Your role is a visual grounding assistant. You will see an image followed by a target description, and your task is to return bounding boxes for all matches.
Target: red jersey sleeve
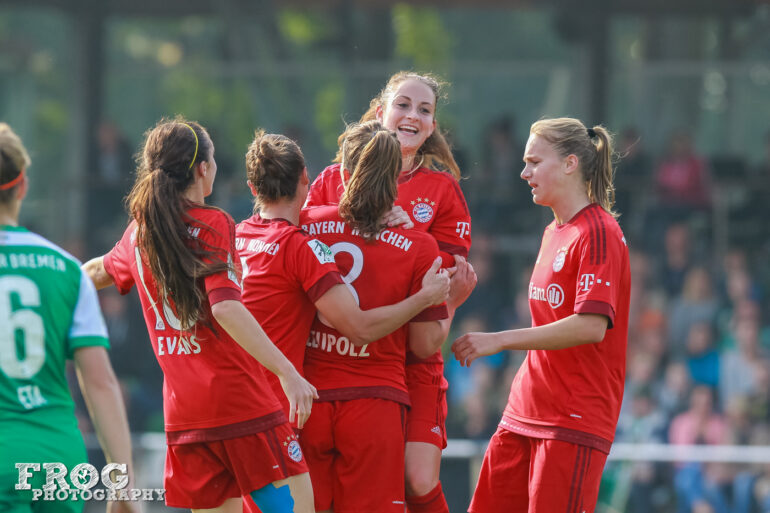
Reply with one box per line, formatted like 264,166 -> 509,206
573,210 -> 628,329
193,209 -> 243,305
431,176 -> 472,261
103,221 -> 137,295
305,164 -> 345,207
287,233 -> 344,302
409,235 -> 449,322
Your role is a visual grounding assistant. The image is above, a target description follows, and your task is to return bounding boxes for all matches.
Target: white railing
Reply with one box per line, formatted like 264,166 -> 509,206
443,439 -> 770,464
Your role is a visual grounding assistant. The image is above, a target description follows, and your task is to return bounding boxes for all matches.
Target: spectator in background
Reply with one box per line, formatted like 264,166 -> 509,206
685,322 -> 720,388
657,361 -> 693,428
745,360 -> 770,425
667,266 -> 719,358
669,386 -> 730,513
454,232 -> 507,331
615,386 -> 668,513
92,121 -> 133,252
646,132 -> 711,252
473,116 -> 526,232
720,316 -> 767,410
654,131 -> 712,212
621,352 -> 662,419
657,222 -> 694,298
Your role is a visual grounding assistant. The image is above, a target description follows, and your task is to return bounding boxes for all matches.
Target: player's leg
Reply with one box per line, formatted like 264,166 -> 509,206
404,370 -> 449,513
404,442 -> 445,512
527,439 -> 608,513
251,473 -> 313,513
468,427 -> 531,513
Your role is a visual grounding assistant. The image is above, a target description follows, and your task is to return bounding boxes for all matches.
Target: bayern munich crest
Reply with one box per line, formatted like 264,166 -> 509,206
284,434 -> 303,463
287,440 -> 303,462
411,197 -> 435,223
552,248 -> 567,272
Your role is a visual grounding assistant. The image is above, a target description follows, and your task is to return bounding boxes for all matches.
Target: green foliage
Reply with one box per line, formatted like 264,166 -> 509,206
277,9 -> 334,48
159,72 -> 257,172
392,4 -> 452,69
315,80 -> 345,153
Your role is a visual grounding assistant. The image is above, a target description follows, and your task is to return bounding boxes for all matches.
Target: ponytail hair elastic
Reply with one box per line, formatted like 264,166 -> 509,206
587,127 -> 597,139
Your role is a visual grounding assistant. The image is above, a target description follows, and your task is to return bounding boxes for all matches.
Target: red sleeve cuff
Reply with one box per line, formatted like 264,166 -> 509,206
208,287 -> 242,305
306,272 -> 345,303
437,241 -> 469,258
575,300 -> 615,328
411,304 -> 449,323
102,253 -> 131,295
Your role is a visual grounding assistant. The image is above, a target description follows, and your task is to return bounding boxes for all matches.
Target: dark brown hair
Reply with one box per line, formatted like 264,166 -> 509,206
335,71 -> 461,180
246,130 -> 305,210
531,117 -> 618,218
338,121 -> 402,240
126,117 -> 230,330
0,123 -> 31,204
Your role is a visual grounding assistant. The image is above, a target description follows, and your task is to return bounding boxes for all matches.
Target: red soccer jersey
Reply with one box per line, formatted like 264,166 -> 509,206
236,215 -> 344,416
502,204 -> 630,450
306,163 -> 472,366
300,206 -> 448,404
104,207 -> 283,438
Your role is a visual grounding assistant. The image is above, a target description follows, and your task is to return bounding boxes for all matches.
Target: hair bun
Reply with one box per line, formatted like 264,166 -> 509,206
258,139 -> 275,160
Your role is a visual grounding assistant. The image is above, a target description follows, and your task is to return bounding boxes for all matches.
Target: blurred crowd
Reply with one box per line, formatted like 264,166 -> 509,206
68,118 -> 770,513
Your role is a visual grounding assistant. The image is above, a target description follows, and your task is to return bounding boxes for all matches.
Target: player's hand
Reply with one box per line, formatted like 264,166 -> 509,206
447,255 -> 477,309
451,332 -> 500,367
279,370 -> 318,429
381,205 -> 414,229
107,498 -> 142,513
420,257 -> 450,306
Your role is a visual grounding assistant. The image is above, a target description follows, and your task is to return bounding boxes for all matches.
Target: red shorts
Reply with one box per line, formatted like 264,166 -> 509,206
405,362 -> 448,448
302,398 -> 407,513
164,424 -> 308,509
469,426 -> 608,513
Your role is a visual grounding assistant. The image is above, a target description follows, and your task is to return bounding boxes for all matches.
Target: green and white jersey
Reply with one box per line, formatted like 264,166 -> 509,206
0,225 -> 109,424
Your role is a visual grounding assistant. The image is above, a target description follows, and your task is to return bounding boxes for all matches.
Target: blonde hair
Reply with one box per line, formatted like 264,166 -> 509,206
338,121 -> 402,240
246,130 -> 305,210
335,71 -> 461,180
530,117 -> 618,218
0,123 -> 31,203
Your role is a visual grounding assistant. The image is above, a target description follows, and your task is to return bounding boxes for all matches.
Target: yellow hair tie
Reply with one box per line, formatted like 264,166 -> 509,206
181,123 -> 199,169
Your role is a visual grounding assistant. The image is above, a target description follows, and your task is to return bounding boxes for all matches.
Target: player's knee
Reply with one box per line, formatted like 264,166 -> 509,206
405,464 -> 439,496
250,482 -> 295,513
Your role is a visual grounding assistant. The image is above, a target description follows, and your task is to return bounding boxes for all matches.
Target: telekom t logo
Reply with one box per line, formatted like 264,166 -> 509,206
579,273 -> 595,292
456,222 -> 470,239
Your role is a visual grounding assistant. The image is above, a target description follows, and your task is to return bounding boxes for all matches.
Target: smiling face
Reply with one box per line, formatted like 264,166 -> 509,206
377,78 -> 436,160
520,133 -> 569,209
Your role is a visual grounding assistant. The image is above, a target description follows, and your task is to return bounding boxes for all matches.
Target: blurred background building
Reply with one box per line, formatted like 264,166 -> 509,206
1,0 -> 769,511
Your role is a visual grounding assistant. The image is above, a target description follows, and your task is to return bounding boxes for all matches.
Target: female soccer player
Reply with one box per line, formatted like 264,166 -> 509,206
305,71 -> 476,513
452,117 -> 631,513
0,123 -> 137,513
236,130 -> 449,427
82,118 -> 317,513
301,120 -> 463,513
